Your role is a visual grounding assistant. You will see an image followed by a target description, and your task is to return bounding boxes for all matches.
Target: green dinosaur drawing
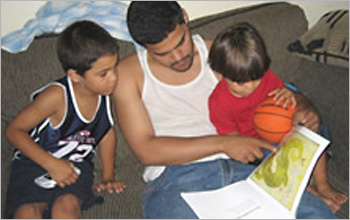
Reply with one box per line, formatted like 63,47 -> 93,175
255,138 -> 303,188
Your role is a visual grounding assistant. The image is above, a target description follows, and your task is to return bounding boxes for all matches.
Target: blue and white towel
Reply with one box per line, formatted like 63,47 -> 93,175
1,1 -> 136,54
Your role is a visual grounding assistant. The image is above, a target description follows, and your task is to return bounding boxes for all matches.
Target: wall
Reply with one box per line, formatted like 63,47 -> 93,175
1,1 -> 349,38
1,1 -> 47,38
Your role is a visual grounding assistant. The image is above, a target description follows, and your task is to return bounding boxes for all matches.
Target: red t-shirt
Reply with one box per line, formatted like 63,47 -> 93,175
209,70 -> 284,136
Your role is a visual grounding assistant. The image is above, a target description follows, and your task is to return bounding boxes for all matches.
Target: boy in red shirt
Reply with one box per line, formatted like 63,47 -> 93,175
208,22 -> 348,212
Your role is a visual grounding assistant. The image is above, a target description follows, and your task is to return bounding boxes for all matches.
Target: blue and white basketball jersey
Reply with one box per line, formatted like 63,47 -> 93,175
14,76 -> 114,162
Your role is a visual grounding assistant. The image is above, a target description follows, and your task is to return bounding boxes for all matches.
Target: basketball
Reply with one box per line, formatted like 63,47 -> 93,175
253,96 -> 297,143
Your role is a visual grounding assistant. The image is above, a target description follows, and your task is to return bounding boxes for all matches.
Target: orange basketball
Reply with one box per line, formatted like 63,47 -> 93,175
253,96 -> 297,143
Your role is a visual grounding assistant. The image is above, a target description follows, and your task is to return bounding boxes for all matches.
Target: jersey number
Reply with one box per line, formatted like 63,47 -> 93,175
52,140 -> 93,162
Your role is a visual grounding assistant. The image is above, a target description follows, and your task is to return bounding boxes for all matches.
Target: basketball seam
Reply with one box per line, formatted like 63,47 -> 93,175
254,111 -> 294,119
253,123 -> 291,133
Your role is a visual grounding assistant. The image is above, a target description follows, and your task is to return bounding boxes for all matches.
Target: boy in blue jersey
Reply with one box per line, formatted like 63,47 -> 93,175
5,20 -> 126,219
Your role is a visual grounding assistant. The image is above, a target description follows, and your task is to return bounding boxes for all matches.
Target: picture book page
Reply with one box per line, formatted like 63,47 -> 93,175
248,126 -> 329,214
181,126 -> 329,219
181,181 -> 292,219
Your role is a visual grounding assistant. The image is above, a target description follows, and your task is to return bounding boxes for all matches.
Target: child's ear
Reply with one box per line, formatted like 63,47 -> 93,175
67,69 -> 82,83
182,9 -> 189,24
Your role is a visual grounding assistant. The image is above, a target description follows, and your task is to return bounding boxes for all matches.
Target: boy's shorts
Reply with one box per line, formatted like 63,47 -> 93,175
5,158 -> 103,218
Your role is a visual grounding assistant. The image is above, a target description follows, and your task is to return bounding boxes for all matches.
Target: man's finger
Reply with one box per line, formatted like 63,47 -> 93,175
252,147 -> 263,159
258,140 -> 276,152
292,111 -> 305,126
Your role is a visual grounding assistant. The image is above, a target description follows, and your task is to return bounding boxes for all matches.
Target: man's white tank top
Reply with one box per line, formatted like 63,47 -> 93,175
138,35 -> 229,182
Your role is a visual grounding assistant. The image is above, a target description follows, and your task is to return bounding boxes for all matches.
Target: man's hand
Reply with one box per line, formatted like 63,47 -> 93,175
293,92 -> 321,132
223,135 -> 276,163
292,108 -> 320,132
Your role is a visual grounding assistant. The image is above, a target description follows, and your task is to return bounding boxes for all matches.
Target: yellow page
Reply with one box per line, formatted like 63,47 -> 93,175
250,126 -> 327,212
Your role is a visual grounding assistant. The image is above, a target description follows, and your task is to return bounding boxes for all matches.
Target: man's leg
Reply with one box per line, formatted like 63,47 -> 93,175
142,159 -> 257,219
142,160 -> 231,218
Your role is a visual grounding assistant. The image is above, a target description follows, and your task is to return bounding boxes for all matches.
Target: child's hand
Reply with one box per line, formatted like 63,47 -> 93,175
95,180 -> 127,194
268,87 -> 297,109
48,160 -> 79,188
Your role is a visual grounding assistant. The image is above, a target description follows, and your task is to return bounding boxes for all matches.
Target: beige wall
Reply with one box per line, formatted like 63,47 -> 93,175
1,1 -> 349,38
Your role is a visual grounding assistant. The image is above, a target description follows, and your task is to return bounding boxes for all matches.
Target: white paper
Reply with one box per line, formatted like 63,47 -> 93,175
182,181 -> 292,219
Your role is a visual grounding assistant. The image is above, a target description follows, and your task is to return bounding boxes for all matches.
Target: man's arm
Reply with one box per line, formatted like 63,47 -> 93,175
293,92 -> 321,132
113,55 -> 275,166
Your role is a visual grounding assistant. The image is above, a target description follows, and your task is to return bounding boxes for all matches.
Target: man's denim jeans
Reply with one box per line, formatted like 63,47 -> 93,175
142,158 -> 336,219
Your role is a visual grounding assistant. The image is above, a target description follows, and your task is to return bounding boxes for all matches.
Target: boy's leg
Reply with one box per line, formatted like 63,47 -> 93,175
310,125 -> 349,211
296,190 -> 337,219
312,152 -> 348,212
6,158 -> 99,218
51,193 -> 82,219
13,202 -> 47,219
47,160 -> 102,215
5,159 -> 54,219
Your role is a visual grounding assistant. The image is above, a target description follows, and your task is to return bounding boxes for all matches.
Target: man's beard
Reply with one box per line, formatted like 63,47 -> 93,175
170,53 -> 194,72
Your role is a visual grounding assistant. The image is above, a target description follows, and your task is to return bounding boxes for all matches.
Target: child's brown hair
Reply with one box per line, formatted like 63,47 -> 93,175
209,22 -> 270,83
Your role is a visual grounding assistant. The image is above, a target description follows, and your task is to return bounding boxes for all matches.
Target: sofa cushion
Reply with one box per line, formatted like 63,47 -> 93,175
1,2 -> 348,219
288,10 -> 349,68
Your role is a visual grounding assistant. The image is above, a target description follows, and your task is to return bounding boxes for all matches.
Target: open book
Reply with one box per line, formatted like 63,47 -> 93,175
181,126 -> 330,219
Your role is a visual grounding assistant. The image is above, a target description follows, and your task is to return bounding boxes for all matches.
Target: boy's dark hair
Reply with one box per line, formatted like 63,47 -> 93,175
127,1 -> 185,46
209,22 -> 270,83
57,20 -> 119,76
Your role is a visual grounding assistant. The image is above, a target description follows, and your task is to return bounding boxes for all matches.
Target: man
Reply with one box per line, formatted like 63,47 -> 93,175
113,1 -> 335,219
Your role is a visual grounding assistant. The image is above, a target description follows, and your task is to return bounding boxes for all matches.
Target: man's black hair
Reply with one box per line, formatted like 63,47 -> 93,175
127,1 -> 185,46
57,20 -> 119,76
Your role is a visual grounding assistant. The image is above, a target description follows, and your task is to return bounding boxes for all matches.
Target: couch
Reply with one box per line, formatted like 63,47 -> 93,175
2,2 -> 348,219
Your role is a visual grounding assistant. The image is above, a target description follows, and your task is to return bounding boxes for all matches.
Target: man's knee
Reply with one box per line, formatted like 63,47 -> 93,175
52,193 -> 81,218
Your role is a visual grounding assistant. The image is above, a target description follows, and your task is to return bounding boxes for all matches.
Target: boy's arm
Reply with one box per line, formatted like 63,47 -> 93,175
98,127 -> 117,182
95,127 -> 126,194
5,85 -> 78,187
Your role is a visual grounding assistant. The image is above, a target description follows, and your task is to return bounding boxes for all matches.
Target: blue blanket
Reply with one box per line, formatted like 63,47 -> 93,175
1,1 -> 135,53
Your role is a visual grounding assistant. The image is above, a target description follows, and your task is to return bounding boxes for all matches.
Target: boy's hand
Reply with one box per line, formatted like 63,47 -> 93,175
48,160 -> 79,188
95,180 -> 127,194
268,87 -> 297,109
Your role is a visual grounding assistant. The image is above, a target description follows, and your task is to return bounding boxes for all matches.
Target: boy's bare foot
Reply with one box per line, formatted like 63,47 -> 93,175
307,185 -> 347,213
319,195 -> 342,213
317,184 -> 349,207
